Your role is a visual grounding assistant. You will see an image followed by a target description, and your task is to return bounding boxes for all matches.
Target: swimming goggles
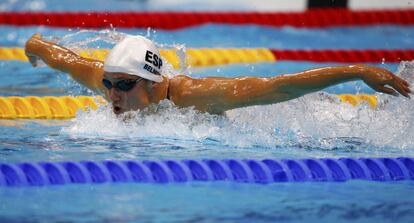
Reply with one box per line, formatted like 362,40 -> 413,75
102,78 -> 144,92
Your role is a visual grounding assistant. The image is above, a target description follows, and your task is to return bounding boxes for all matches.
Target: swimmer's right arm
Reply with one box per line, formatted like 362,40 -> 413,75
25,34 -> 105,94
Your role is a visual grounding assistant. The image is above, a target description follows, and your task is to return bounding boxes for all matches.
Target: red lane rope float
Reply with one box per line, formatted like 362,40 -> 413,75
1,9 -> 414,29
271,49 -> 414,63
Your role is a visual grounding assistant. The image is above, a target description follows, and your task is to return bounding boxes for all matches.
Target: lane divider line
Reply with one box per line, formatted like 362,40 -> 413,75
1,157 -> 412,186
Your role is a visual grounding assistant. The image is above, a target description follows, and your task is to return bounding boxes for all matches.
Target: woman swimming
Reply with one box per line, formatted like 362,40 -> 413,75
25,34 -> 411,115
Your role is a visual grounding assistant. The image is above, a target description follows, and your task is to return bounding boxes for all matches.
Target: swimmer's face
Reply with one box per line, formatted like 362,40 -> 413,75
103,72 -> 152,115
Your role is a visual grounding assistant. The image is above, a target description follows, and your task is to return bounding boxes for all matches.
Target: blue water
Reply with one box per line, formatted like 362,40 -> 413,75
1,1 -> 414,222
1,182 -> 413,223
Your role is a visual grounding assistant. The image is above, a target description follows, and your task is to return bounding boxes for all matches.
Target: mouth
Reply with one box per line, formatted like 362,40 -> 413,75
113,105 -> 123,115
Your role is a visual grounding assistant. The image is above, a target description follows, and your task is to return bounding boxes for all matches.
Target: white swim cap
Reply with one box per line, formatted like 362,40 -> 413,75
104,35 -> 164,82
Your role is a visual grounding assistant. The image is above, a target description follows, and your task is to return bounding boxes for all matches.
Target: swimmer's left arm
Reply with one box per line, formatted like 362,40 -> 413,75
169,65 -> 411,114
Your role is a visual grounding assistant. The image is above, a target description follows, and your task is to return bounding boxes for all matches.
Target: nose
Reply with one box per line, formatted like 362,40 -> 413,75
108,87 -> 121,102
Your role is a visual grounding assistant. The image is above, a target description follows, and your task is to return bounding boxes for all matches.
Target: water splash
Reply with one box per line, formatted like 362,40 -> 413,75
58,29 -> 125,50
63,61 -> 414,152
63,100 -> 278,148
54,30 -> 414,151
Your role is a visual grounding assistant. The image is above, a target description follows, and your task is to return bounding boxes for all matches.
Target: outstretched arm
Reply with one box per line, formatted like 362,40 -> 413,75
169,65 -> 411,114
25,34 -> 105,94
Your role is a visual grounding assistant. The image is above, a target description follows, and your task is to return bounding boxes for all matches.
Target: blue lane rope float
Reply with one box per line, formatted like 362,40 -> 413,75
1,157 -> 413,187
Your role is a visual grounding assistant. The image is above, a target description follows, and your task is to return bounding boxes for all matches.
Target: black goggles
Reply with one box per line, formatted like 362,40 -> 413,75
102,78 -> 144,92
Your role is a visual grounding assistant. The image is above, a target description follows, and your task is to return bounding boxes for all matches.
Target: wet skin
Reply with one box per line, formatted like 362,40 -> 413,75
103,72 -> 150,115
102,72 -> 166,114
25,34 -> 411,115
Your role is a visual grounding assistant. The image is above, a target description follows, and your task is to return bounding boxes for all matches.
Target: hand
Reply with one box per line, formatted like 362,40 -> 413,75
25,34 -> 42,67
360,65 -> 411,98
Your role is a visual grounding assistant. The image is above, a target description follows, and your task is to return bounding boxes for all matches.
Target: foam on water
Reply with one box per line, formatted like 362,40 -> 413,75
52,30 -> 414,152
62,61 -> 414,152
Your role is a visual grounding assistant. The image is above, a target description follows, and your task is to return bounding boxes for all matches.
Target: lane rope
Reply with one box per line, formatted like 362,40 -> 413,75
1,157 -> 413,186
1,48 -> 413,67
1,9 -> 414,29
0,94 -> 377,119
0,96 -> 106,119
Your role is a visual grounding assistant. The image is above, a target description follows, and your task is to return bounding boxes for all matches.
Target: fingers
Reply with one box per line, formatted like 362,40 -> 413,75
25,34 -> 42,67
384,75 -> 411,98
26,53 -> 38,67
401,79 -> 410,88
377,86 -> 399,96
393,78 -> 411,98
379,82 -> 411,98
393,84 -> 410,98
369,68 -> 411,98
395,75 -> 410,88
29,57 -> 38,67
402,83 -> 412,94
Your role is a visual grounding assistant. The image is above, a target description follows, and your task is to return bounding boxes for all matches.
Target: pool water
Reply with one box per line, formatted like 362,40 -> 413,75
1,1 -> 414,223
1,182 -> 414,223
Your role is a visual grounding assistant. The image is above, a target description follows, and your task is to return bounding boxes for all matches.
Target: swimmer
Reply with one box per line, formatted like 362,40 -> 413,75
25,34 -> 411,115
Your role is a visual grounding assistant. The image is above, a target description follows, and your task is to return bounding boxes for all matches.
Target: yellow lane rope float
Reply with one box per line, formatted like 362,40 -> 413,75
0,94 -> 377,119
0,96 -> 106,119
337,94 -> 377,109
0,47 -> 275,69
